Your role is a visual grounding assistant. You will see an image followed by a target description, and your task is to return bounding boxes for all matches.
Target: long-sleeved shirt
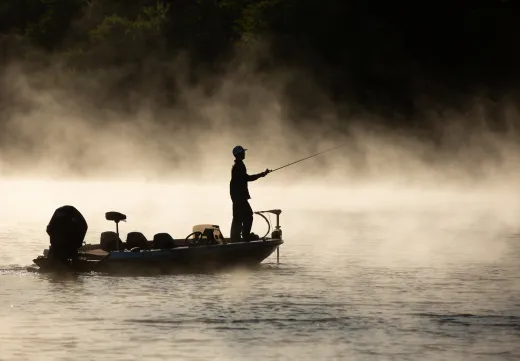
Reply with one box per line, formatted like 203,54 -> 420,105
230,159 -> 262,201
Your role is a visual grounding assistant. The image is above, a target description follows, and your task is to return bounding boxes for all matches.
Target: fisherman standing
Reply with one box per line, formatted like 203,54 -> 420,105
230,145 -> 270,242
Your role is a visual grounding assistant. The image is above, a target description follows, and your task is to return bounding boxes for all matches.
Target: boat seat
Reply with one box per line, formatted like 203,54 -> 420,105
100,231 -> 124,252
126,232 -> 149,250
105,211 -> 126,223
153,233 -> 176,249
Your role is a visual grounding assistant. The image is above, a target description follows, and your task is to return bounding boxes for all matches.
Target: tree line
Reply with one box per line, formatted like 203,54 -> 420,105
1,0 -> 519,128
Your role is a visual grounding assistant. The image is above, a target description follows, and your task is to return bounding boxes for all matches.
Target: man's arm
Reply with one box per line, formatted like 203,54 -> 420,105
246,173 -> 262,182
247,169 -> 270,181
234,163 -> 270,182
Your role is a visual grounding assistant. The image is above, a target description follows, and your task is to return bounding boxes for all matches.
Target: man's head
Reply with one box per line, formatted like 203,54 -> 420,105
232,145 -> 247,160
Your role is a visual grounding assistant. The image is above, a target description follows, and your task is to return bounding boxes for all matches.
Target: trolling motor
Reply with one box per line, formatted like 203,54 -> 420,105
254,209 -> 282,240
254,209 -> 282,264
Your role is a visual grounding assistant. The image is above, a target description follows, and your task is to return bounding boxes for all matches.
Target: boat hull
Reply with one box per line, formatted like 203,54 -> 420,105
33,239 -> 283,275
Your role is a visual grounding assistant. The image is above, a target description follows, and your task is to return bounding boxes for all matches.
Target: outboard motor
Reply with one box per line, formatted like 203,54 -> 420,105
46,205 -> 88,262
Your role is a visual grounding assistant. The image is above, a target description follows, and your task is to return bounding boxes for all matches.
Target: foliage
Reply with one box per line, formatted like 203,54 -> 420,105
0,0 -> 519,120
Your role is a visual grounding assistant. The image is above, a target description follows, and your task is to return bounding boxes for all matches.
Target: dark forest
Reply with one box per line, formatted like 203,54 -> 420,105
1,0 -> 519,136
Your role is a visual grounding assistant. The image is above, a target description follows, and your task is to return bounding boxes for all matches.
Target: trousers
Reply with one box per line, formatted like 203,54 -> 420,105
230,199 -> 253,242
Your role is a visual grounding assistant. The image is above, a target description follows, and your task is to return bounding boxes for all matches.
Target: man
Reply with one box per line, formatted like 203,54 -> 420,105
230,145 -> 270,242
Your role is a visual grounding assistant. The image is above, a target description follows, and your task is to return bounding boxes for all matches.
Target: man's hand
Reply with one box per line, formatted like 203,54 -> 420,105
262,169 -> 271,177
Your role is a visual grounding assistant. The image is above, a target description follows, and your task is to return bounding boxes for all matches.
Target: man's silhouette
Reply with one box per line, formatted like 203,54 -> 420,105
230,145 -> 270,242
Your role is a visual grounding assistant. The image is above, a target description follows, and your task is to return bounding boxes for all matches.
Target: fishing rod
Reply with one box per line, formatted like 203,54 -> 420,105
270,145 -> 343,173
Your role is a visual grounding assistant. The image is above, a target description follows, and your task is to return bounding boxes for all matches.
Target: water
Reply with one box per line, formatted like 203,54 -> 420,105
1,180 -> 519,361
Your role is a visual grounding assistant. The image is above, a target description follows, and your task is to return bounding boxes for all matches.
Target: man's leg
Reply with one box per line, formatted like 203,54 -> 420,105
242,200 -> 254,241
230,201 -> 243,242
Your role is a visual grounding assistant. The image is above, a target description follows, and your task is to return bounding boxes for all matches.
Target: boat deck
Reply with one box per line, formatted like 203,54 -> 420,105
79,237 -> 278,257
84,249 -> 109,257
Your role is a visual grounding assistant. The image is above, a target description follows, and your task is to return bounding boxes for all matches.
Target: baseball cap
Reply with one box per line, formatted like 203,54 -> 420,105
232,145 -> 247,156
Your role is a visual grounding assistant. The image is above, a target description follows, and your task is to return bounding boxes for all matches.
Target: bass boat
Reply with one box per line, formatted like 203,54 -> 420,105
32,206 -> 283,275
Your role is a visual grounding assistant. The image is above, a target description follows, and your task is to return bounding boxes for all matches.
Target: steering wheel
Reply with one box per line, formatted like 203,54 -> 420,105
184,231 -> 202,246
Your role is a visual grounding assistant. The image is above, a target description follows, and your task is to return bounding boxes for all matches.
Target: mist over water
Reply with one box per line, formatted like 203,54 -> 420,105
2,55 -> 520,190
1,29 -> 520,361
1,179 -> 519,361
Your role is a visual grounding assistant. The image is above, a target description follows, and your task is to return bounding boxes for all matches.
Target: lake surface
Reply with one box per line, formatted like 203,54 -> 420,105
1,179 -> 519,361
